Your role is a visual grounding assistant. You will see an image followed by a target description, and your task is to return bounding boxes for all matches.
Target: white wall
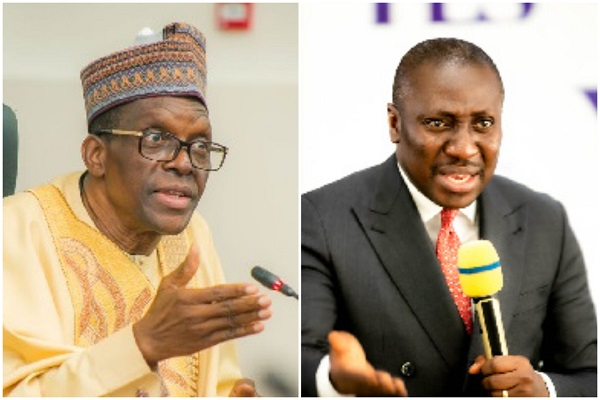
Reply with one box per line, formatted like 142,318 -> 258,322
4,3 -> 298,396
300,3 -> 599,305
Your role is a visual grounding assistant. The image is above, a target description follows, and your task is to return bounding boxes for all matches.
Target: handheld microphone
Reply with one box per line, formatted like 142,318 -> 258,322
458,240 -> 508,359
251,266 -> 298,299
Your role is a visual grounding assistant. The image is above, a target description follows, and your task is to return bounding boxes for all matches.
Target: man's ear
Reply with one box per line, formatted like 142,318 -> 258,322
81,135 -> 108,177
387,103 -> 401,144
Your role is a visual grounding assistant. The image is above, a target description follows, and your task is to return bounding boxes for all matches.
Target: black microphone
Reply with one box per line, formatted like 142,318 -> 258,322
251,266 -> 298,299
458,240 -> 508,359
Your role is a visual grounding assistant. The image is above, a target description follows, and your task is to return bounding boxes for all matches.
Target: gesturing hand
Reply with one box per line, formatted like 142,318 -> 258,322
469,355 -> 550,397
328,331 -> 408,397
133,244 -> 272,368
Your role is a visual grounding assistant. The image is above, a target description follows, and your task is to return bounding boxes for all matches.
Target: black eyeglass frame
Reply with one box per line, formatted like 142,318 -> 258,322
93,128 -> 228,171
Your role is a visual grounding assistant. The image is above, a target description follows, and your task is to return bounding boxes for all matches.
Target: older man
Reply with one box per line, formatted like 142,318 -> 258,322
4,22 -> 271,397
301,38 -> 596,396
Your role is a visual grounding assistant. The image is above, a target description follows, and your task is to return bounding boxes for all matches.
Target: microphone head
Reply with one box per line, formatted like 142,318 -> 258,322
457,240 -> 503,298
251,266 -> 276,286
250,265 -> 299,299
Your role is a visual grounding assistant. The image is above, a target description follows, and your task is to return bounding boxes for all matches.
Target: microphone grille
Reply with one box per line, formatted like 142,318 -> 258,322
457,240 -> 503,298
251,266 -> 275,285
251,265 -> 263,278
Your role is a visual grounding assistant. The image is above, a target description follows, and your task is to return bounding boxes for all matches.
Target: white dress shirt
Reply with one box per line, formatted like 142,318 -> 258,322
314,164 -> 555,397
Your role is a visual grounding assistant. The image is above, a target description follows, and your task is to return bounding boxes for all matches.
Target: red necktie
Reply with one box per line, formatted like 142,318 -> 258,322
436,208 -> 472,334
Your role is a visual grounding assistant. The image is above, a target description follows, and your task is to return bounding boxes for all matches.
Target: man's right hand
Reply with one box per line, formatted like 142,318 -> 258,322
133,244 -> 272,368
328,330 -> 408,397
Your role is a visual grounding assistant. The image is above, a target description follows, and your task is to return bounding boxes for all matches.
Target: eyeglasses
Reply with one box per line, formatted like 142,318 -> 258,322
93,128 -> 228,171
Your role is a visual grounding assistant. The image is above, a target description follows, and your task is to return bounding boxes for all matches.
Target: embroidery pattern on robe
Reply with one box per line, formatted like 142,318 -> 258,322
30,183 -> 203,396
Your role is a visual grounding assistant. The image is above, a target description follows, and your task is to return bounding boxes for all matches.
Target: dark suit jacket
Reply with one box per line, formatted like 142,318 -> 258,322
301,155 -> 597,396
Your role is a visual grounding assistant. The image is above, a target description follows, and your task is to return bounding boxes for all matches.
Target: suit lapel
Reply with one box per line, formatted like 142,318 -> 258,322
352,156 -> 469,368
467,179 -> 528,361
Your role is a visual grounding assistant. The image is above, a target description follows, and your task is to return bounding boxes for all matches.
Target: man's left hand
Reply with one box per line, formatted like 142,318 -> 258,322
229,379 -> 259,397
469,355 -> 549,397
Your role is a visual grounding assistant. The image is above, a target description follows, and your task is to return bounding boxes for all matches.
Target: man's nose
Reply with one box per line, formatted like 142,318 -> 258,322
444,125 -> 479,160
164,146 -> 194,174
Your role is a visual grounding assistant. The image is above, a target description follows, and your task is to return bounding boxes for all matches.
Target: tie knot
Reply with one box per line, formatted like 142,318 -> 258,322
441,208 -> 459,228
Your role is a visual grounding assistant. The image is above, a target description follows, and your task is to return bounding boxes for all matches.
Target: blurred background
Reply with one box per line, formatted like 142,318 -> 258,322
300,3 -> 598,305
4,3 -> 298,396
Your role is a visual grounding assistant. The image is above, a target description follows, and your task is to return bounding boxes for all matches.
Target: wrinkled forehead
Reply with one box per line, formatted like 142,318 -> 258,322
111,96 -> 211,138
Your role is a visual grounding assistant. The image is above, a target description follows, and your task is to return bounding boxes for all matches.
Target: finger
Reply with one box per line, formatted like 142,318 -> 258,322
373,370 -> 396,395
187,294 -> 271,320
163,243 -> 200,289
203,321 -> 265,345
479,356 -> 520,376
229,379 -> 257,397
178,283 -> 260,305
379,371 -> 408,396
481,370 -> 518,392
393,377 -> 408,396
189,305 -> 272,333
468,355 -> 487,375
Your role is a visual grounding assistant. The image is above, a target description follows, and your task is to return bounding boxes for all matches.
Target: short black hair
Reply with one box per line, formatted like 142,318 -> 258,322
392,38 -> 504,109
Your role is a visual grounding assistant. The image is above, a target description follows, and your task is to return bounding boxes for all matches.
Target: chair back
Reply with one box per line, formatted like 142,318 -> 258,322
3,104 -> 19,197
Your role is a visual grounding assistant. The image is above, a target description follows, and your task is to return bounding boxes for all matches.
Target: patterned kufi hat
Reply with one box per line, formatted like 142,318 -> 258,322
81,22 -> 207,127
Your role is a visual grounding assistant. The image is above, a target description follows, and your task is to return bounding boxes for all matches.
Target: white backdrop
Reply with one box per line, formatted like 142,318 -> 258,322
300,3 -> 599,304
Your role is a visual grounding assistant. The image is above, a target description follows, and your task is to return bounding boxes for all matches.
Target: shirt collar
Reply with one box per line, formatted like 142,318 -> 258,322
397,162 -> 477,224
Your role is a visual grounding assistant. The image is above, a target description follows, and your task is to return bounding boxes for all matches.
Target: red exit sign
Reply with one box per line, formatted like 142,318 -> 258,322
216,3 -> 253,30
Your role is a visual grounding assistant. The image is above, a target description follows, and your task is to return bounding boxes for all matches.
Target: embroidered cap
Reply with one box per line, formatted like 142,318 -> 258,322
80,22 -> 207,127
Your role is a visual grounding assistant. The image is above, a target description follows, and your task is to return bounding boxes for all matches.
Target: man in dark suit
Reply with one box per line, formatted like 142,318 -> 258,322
301,38 -> 597,397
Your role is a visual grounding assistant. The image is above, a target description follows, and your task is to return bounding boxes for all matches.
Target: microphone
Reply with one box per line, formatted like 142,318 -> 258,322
251,266 -> 298,299
458,240 -> 508,359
